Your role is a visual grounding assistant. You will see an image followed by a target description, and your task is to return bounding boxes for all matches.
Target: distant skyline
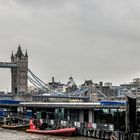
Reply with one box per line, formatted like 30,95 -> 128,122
0,0 -> 140,91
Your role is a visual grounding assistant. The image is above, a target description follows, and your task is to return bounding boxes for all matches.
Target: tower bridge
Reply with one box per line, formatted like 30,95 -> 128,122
0,46 -> 106,99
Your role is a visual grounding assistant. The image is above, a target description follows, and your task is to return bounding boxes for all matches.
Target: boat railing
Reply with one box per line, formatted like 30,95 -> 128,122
5,112 -> 27,120
3,114 -> 30,126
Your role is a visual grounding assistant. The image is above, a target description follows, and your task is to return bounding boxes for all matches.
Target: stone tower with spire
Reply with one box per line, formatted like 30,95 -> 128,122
11,45 -> 28,93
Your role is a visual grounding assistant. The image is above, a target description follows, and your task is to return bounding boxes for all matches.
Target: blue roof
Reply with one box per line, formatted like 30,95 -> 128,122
0,100 -> 21,104
100,100 -> 126,106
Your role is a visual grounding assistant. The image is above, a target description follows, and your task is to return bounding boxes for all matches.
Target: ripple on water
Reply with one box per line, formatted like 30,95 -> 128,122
0,128 -> 96,140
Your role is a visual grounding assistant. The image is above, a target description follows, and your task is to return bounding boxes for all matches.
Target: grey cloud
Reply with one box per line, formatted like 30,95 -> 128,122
0,0 -> 140,90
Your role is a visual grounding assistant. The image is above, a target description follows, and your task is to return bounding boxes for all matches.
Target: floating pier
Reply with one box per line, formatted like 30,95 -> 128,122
0,93 -> 140,139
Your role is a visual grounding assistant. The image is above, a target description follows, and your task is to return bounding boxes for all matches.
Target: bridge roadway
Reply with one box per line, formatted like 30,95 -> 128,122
0,62 -> 17,68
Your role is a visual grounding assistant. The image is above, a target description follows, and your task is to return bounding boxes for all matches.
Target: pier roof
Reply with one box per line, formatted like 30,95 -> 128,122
18,102 -> 126,109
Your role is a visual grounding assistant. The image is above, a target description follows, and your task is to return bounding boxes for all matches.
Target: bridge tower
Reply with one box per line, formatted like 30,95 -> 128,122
11,45 -> 28,93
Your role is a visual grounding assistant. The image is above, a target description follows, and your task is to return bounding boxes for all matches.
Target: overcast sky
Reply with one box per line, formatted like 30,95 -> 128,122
0,0 -> 140,91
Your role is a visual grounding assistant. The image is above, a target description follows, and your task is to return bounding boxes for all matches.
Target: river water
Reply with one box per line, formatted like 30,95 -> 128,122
0,128 -> 98,140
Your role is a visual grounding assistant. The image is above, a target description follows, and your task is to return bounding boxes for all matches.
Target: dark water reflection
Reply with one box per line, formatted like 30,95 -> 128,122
0,128 -> 97,140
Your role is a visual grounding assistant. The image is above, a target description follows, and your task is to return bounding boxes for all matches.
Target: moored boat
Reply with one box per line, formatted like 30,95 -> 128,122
26,118 -> 76,136
26,127 -> 76,136
2,124 -> 29,131
1,116 -> 29,131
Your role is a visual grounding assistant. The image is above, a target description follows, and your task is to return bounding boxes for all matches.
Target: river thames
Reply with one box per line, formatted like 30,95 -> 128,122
0,128 -> 98,140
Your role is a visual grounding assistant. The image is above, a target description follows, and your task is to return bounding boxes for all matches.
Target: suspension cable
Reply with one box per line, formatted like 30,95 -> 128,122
28,76 -> 40,89
28,69 -> 49,87
95,87 -> 106,98
28,76 -> 45,88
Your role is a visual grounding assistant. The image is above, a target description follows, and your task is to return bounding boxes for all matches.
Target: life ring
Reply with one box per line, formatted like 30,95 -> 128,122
87,122 -> 92,128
